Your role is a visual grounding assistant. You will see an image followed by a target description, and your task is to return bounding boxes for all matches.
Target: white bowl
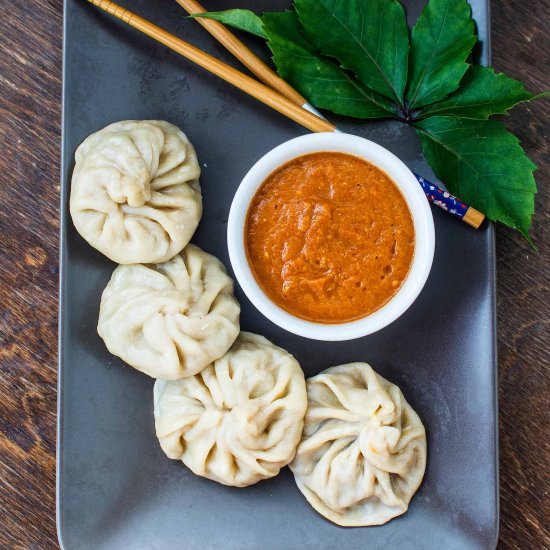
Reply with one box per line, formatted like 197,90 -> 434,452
227,133 -> 435,341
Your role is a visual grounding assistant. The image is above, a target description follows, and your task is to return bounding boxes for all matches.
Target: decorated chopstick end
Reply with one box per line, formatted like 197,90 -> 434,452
414,174 -> 485,229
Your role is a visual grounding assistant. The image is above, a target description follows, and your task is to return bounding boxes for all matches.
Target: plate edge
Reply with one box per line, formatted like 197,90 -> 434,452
56,0 -> 69,548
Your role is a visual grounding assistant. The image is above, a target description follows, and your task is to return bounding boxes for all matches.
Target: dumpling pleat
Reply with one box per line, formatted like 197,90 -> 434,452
153,333 -> 307,487
290,363 -> 427,526
70,120 -> 202,263
97,244 -> 240,379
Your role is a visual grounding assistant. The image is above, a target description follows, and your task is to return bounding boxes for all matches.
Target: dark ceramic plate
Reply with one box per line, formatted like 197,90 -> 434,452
57,1 -> 498,548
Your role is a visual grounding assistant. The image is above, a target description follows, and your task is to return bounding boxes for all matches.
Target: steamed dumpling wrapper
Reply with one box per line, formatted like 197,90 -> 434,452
97,243 -> 240,379
70,120 -> 202,264
154,332 -> 308,487
290,363 -> 427,526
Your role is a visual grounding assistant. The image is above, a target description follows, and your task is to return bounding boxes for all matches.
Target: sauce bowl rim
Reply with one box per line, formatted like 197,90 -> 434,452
227,132 -> 435,341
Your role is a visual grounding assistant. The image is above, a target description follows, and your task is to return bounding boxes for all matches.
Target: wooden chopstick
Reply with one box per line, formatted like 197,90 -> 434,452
179,2 -> 485,229
86,0 -> 336,133
175,0 -> 307,108
87,0 -> 484,229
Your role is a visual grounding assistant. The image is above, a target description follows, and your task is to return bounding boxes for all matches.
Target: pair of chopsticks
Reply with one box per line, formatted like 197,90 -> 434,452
86,0 -> 485,229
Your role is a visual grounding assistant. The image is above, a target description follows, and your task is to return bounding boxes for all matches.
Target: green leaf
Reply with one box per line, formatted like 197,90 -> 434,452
262,11 -> 396,119
195,4 -> 541,238
415,116 -> 536,239
407,0 -> 476,109
294,0 -> 409,106
420,66 -> 536,119
190,9 -> 267,39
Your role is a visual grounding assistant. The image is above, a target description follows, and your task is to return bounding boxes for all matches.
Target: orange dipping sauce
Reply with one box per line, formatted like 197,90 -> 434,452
245,152 -> 415,323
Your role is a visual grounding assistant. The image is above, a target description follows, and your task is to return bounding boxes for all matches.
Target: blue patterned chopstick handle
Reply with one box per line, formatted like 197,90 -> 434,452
414,173 -> 469,219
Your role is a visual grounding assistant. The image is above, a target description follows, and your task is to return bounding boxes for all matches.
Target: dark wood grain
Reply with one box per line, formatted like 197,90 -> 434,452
0,1 -> 548,548
492,2 -> 550,549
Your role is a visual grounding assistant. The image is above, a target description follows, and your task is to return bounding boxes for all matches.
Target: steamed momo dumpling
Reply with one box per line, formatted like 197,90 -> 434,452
70,120 -> 202,264
291,363 -> 426,526
154,332 -> 307,487
97,244 -> 240,379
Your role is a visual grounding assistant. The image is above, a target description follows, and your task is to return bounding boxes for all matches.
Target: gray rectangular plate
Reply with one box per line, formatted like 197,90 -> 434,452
58,1 -> 498,549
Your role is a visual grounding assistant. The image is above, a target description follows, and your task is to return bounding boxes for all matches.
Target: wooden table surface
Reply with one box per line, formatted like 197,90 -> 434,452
1,1 -> 548,548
